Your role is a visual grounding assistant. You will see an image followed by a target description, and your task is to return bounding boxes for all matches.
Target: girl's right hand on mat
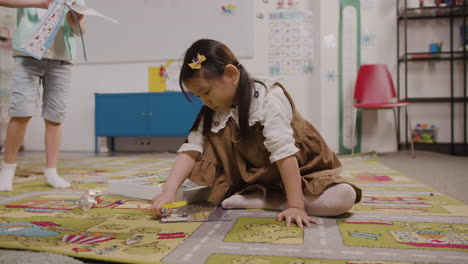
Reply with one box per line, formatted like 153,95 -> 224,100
151,191 -> 176,218
277,207 -> 320,228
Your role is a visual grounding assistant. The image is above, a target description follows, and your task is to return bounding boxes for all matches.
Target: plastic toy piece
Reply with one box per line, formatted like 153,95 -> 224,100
77,189 -> 103,212
160,202 -> 231,223
160,201 -> 189,222
161,201 -> 187,209
161,214 -> 189,223
161,203 -> 188,223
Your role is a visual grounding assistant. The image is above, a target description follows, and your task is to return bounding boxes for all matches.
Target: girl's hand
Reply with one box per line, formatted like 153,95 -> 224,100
65,2 -> 85,35
277,207 -> 320,228
151,191 -> 176,218
66,10 -> 84,26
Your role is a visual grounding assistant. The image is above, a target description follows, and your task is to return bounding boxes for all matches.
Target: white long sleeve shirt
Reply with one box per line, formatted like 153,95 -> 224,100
178,80 -> 299,163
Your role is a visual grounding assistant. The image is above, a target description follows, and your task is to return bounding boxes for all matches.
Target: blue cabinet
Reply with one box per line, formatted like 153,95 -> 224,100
95,92 -> 202,152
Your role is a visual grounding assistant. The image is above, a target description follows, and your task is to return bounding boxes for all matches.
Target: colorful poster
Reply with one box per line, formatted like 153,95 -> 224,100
268,11 -> 314,75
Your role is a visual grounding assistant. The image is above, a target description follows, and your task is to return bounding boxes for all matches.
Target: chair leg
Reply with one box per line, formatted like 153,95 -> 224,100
392,108 -> 399,152
406,106 -> 415,158
351,107 -> 358,154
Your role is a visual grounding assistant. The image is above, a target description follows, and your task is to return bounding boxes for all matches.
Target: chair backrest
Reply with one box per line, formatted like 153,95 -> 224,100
354,64 -> 397,104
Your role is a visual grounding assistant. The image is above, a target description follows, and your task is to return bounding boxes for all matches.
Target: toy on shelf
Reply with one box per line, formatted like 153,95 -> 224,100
429,42 -> 443,53
411,124 -> 438,143
436,0 -> 464,7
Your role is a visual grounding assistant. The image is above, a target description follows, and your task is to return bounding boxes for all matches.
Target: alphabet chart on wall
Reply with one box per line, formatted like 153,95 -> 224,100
268,11 -> 314,75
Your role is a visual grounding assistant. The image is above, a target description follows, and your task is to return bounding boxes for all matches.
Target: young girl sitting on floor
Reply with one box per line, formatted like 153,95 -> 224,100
151,39 -> 361,227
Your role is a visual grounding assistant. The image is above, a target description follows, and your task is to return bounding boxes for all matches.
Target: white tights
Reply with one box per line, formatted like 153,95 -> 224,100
221,183 -> 357,217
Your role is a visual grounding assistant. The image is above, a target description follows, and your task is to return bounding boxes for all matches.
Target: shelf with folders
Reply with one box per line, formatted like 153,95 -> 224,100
396,0 -> 468,156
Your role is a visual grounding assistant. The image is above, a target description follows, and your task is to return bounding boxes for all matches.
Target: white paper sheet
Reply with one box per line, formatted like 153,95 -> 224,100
69,4 -> 118,24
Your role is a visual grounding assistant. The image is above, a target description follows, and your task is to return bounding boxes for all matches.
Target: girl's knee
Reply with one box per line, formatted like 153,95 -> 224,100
335,183 -> 356,202
304,183 -> 357,216
44,119 -> 62,126
329,183 -> 357,215
10,116 -> 32,124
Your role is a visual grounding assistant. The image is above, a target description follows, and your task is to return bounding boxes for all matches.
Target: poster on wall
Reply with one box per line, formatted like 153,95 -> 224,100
268,11 -> 314,75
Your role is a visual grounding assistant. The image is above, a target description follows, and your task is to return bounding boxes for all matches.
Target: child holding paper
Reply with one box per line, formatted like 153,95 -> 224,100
151,39 -> 362,228
0,0 -> 85,191
0,0 -> 52,9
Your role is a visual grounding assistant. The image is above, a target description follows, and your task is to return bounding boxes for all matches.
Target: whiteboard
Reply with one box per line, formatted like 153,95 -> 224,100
80,0 -> 255,63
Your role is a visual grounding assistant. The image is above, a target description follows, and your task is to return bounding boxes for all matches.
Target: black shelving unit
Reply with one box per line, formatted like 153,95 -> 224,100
397,0 -> 467,156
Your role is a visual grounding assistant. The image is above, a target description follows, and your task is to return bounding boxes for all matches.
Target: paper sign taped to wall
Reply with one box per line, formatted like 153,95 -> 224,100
18,0 -> 117,60
148,60 -> 174,92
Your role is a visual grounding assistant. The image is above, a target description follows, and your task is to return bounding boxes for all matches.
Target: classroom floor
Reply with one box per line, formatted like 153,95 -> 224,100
378,150 -> 468,204
15,149 -> 466,203
0,150 -> 467,264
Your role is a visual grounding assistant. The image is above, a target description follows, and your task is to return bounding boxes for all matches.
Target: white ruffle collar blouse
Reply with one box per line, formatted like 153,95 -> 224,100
178,80 -> 299,163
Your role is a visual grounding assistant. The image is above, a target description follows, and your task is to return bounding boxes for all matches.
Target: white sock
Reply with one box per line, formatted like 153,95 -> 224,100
44,168 -> 70,188
222,192 -> 263,209
0,161 -> 17,192
221,191 -> 287,210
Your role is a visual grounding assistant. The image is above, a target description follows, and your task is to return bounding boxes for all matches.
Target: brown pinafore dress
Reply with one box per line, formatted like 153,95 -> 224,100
186,82 -> 362,206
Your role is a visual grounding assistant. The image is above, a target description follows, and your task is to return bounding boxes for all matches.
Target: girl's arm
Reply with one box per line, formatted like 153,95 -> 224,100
161,151 -> 199,194
0,0 -> 52,8
276,155 -> 304,210
276,154 -> 319,227
151,151 -> 200,217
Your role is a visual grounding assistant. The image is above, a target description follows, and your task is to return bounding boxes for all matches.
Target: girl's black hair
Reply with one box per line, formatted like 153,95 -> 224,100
179,39 -> 264,140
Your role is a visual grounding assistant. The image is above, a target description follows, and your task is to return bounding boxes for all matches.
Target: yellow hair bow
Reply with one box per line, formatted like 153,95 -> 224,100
188,53 -> 206,69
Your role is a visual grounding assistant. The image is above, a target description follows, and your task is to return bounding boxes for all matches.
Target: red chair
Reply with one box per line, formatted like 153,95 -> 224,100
351,64 -> 415,157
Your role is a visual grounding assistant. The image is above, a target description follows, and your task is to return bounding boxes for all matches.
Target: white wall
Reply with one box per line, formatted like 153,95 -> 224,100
23,0 -> 463,153
24,0 -> 321,152
319,0 -> 403,153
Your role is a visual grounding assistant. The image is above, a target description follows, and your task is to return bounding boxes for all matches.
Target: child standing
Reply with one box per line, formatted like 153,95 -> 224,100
151,39 -> 362,227
0,0 -> 85,191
